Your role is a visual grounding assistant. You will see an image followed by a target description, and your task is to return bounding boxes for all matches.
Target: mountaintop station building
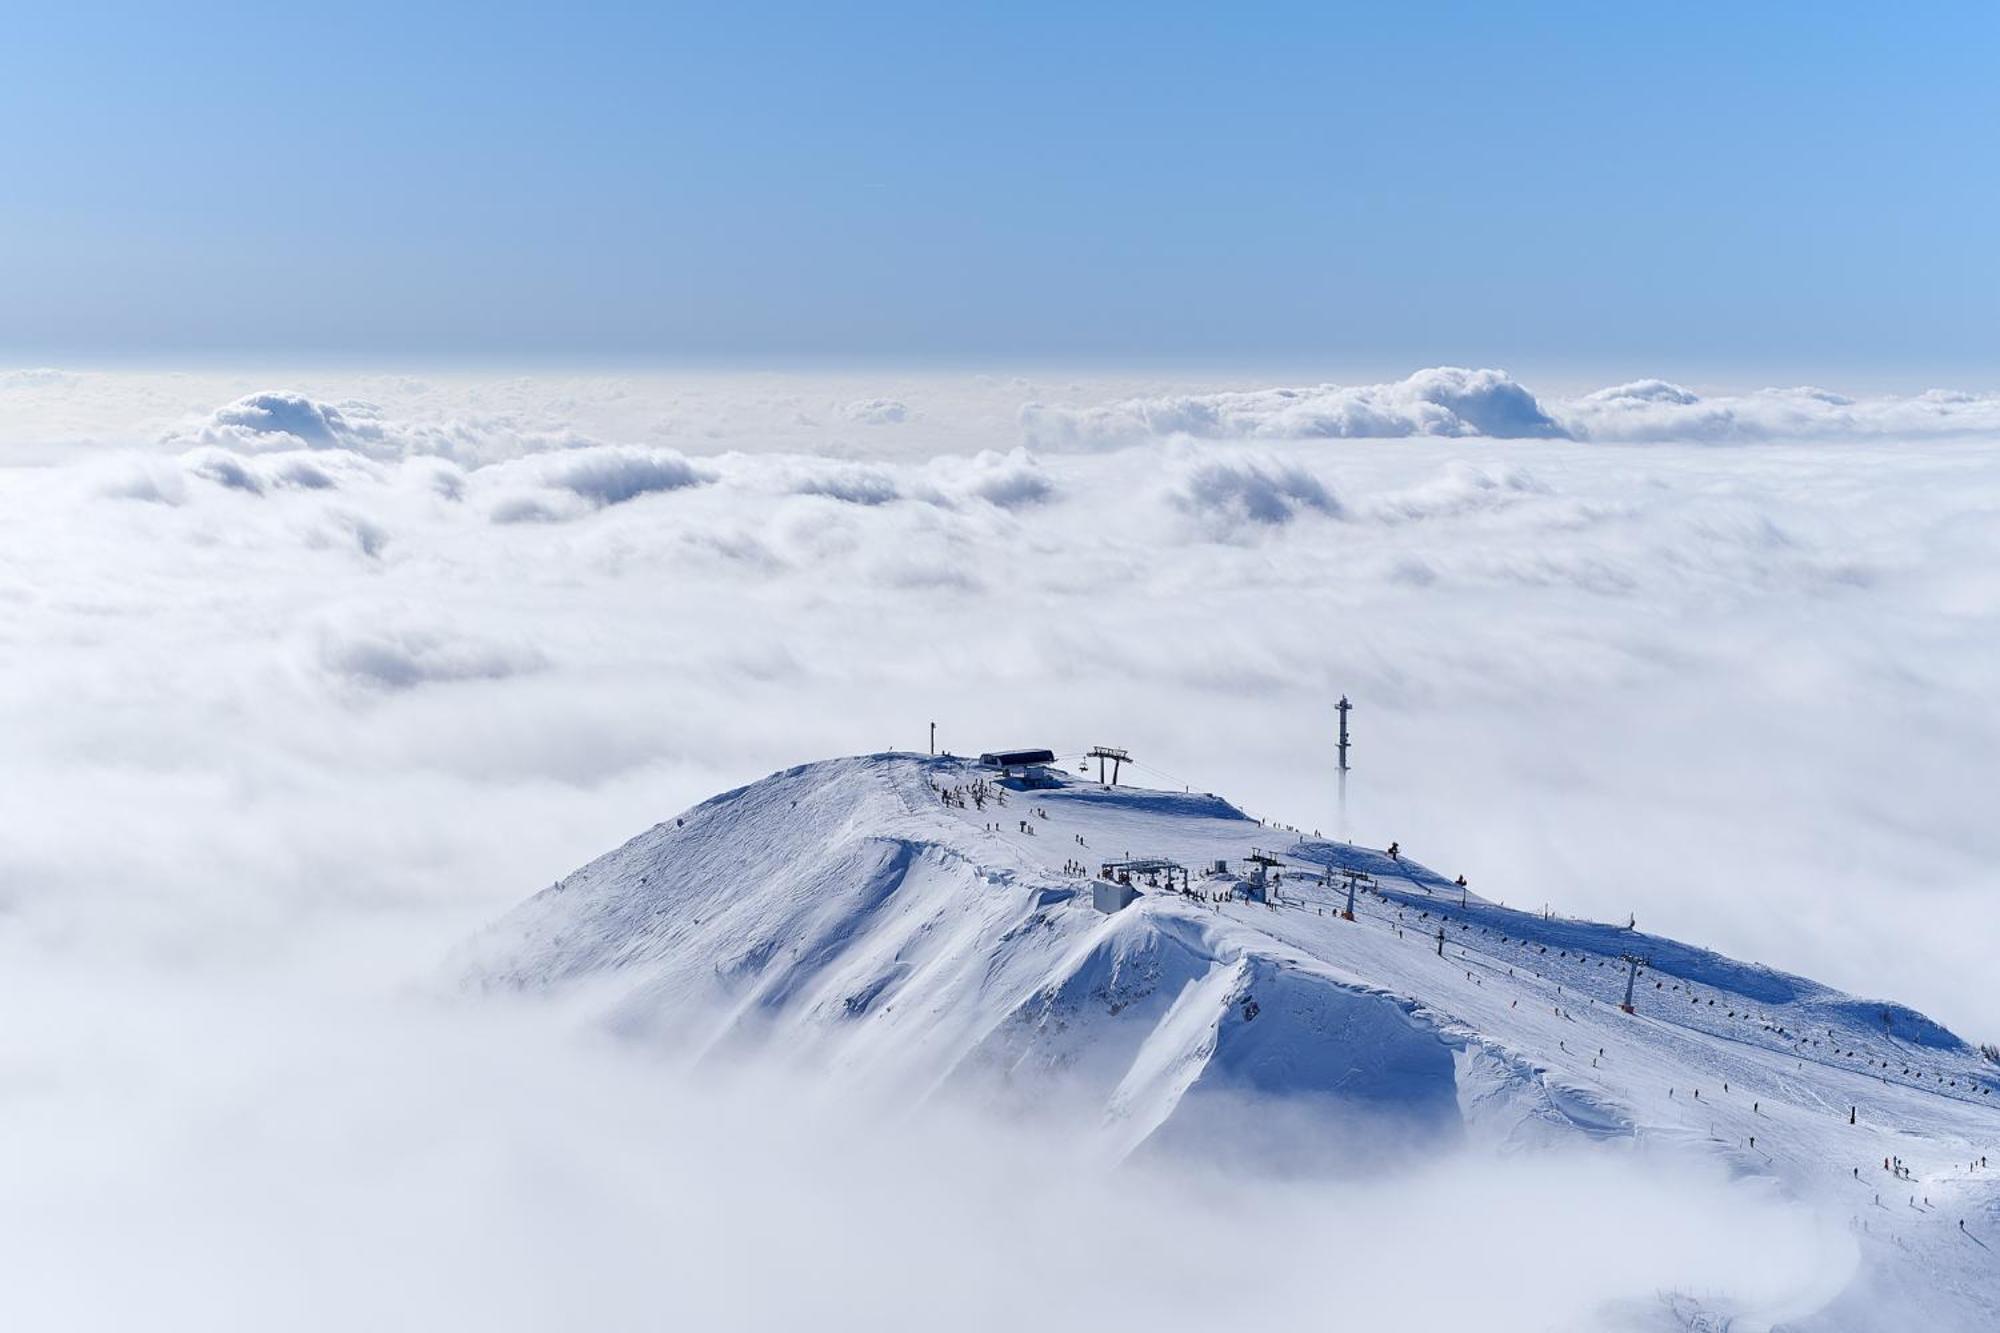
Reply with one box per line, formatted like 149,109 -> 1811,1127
977,747 -> 1061,787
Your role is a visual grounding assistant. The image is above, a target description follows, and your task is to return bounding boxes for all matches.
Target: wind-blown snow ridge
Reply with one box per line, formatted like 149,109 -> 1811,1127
462,753 -> 2000,1330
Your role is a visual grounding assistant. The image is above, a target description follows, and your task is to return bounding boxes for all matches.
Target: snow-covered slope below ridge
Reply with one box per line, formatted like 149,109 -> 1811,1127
460,753 -> 2000,1330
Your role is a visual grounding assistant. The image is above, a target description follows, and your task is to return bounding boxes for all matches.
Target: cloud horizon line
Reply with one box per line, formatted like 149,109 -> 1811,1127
103,371 -> 2000,473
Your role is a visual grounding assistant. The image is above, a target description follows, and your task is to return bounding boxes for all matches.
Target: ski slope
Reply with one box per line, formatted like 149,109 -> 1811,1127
461,753 -> 2000,1330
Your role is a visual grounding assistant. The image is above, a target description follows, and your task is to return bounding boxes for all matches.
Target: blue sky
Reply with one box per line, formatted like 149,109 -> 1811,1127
2,2 -> 1994,376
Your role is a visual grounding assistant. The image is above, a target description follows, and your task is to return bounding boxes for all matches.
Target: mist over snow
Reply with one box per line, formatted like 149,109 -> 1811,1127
5,365 -> 2000,1329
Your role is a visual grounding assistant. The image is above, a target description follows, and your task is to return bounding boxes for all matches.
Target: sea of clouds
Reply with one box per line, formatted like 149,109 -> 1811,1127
3,364 -> 1996,1328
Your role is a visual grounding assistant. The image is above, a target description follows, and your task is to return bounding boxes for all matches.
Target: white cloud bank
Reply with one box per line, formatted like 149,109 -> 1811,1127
9,371 -> 1997,1038
4,366 -> 2000,1330
18,368 -> 1999,477
1024,366 -> 1568,446
1022,368 -> 2000,447
154,388 -> 615,467
1565,379 -> 2000,442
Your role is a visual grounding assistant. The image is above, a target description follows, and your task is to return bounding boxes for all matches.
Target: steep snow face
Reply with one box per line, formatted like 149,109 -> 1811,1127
460,755 -> 1511,1155
463,753 -> 2000,1329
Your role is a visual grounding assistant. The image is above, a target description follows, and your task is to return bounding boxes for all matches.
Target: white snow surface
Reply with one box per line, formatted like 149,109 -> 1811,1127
463,753 -> 2000,1332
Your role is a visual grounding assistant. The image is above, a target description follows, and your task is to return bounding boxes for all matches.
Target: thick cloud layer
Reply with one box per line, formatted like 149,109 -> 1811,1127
11,373 -> 1998,1034
16,369 -> 2000,475
4,367 -> 1999,1329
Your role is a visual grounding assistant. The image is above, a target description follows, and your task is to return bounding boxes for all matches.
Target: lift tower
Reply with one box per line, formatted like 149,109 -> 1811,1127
1620,954 -> 1649,1014
1339,867 -> 1370,922
1087,745 -> 1130,786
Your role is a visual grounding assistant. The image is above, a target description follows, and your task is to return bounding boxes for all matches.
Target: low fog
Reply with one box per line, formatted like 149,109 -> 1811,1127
0,953 -> 1850,1332
2,365 -> 1995,1327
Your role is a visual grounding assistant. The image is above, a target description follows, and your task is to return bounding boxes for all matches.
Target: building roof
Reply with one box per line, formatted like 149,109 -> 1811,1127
978,748 -> 1056,767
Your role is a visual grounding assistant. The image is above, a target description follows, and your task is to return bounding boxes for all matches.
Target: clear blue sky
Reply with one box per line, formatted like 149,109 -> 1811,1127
2,2 -> 1994,377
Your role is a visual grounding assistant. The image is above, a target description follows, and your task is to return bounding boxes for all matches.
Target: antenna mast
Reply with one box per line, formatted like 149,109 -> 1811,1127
1336,695 -> 1352,837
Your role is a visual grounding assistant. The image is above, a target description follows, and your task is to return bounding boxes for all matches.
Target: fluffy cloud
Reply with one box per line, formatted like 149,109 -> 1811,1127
544,448 -> 708,506
163,390 -> 608,467
96,455 -> 190,505
1364,461 -> 1553,523
171,445 -> 384,498
1165,451 -> 1342,530
0,367 -> 78,389
1564,381 -> 2000,442
484,446 -> 712,522
275,458 -> 338,490
784,462 -> 902,506
1023,367 -> 1567,447
173,392 -> 397,457
184,447 -> 268,493
919,448 -> 1056,510
1021,369 -> 2000,449
841,397 -> 911,425
316,624 -> 547,691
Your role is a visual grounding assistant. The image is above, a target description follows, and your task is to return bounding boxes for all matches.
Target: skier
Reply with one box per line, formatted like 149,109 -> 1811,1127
1387,841 -> 1400,861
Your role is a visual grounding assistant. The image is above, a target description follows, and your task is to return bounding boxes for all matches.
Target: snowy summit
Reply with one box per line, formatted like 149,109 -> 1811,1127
463,752 -> 2000,1329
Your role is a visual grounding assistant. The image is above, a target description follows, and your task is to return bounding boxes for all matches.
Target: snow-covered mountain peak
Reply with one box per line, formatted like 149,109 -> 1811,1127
463,752 -> 2000,1329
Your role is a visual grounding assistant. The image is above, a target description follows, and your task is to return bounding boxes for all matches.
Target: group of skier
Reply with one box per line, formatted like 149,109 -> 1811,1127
932,777 -> 1002,811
